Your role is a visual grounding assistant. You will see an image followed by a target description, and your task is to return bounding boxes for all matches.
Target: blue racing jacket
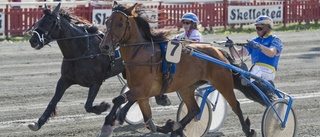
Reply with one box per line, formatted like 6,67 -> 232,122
245,34 -> 283,71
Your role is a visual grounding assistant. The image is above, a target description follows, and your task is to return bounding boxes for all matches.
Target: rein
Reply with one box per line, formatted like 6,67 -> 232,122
121,40 -> 169,47
121,39 -> 170,66
33,29 -> 104,61
32,15 -> 105,62
63,54 -> 103,61
53,33 -> 103,41
108,10 -> 170,67
123,59 -> 163,66
61,32 -> 104,61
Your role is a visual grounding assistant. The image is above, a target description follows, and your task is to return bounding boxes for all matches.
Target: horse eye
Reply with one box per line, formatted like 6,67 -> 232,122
119,22 -> 123,27
44,19 -> 55,26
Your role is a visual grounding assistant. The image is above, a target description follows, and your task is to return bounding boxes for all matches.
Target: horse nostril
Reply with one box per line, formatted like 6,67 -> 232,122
29,38 -> 38,44
99,44 -> 109,54
104,45 -> 110,50
29,39 -> 35,45
100,44 -> 109,50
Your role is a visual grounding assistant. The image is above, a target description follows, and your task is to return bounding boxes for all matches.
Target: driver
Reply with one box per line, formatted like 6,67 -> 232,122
156,12 -> 204,105
226,15 -> 283,101
172,12 -> 203,42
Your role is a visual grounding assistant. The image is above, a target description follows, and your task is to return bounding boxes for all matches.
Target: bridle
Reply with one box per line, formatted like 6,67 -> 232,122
103,9 -> 170,66
32,15 -> 102,45
104,10 -> 131,55
32,15 -> 61,46
32,14 -> 104,61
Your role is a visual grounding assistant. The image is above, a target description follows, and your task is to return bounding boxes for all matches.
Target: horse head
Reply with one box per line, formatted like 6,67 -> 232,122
29,3 -> 61,49
99,1 -> 138,57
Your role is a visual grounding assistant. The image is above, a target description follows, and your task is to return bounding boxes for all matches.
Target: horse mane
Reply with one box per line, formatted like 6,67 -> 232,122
58,9 -> 100,34
113,4 -> 171,42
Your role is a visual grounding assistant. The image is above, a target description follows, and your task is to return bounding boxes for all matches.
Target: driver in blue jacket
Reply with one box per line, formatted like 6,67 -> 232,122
227,15 -> 283,101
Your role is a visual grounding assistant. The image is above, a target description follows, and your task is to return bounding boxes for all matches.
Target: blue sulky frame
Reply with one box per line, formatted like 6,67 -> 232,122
190,48 -> 294,128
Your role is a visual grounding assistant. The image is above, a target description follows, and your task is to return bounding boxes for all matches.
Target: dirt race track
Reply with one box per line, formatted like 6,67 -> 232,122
0,30 -> 320,137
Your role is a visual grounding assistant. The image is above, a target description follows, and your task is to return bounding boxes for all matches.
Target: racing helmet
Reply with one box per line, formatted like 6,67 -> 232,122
254,15 -> 274,29
180,12 -> 199,23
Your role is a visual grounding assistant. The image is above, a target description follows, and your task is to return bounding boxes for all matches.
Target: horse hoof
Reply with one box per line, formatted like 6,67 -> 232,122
101,102 -> 111,112
28,122 -> 40,131
98,125 -> 113,137
155,95 -> 171,106
93,102 -> 111,115
116,110 -> 125,125
249,129 -> 256,137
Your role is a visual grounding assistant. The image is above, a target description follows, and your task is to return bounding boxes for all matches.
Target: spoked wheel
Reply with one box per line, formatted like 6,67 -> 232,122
207,90 -> 228,133
177,93 -> 212,137
119,85 -> 143,125
261,99 -> 297,137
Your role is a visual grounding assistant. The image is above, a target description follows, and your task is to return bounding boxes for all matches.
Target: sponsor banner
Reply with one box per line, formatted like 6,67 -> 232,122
92,8 -> 158,29
143,8 -> 158,28
0,12 -> 4,33
228,5 -> 283,24
92,9 -> 112,28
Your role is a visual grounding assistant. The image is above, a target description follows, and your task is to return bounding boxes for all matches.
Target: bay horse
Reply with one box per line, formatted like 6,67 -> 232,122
27,3 -> 126,131
27,3 -> 170,131
98,1 -> 256,137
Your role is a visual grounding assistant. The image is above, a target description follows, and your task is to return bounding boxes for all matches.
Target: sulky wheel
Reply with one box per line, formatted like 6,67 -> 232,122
119,85 -> 143,125
261,99 -> 297,137
177,93 -> 212,137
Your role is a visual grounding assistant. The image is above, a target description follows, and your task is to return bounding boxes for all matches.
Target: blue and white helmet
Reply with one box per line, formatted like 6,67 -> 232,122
254,15 -> 274,29
180,12 -> 199,23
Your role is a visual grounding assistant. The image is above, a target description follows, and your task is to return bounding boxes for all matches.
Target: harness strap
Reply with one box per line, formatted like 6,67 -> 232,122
123,59 -> 162,66
63,54 -> 102,61
122,40 -> 163,66
159,42 -> 174,96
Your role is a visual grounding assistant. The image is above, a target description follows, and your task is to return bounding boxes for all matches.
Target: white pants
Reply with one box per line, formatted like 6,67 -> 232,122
250,65 -> 275,82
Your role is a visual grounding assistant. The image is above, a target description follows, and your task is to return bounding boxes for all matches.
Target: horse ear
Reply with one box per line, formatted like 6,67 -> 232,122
127,3 -> 138,15
52,3 -> 61,16
112,1 -> 120,9
44,4 -> 47,9
113,1 -> 118,6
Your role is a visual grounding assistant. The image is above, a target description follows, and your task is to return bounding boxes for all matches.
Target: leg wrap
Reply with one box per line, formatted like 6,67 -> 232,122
172,122 -> 182,131
145,119 -> 157,132
121,93 -> 127,103
112,94 -> 127,104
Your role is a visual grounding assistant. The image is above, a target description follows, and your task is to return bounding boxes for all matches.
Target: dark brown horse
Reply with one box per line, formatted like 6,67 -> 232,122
98,1 -> 255,137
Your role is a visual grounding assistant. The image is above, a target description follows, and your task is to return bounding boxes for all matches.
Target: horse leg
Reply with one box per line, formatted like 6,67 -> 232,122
84,83 -> 110,114
213,77 -> 255,137
136,98 -> 157,131
28,78 -> 71,131
117,100 -> 135,125
157,88 -> 199,136
229,98 -> 255,137
99,94 -> 126,137
154,94 -> 171,106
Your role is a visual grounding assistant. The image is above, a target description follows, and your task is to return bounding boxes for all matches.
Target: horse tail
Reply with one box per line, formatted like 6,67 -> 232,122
218,49 -> 269,106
